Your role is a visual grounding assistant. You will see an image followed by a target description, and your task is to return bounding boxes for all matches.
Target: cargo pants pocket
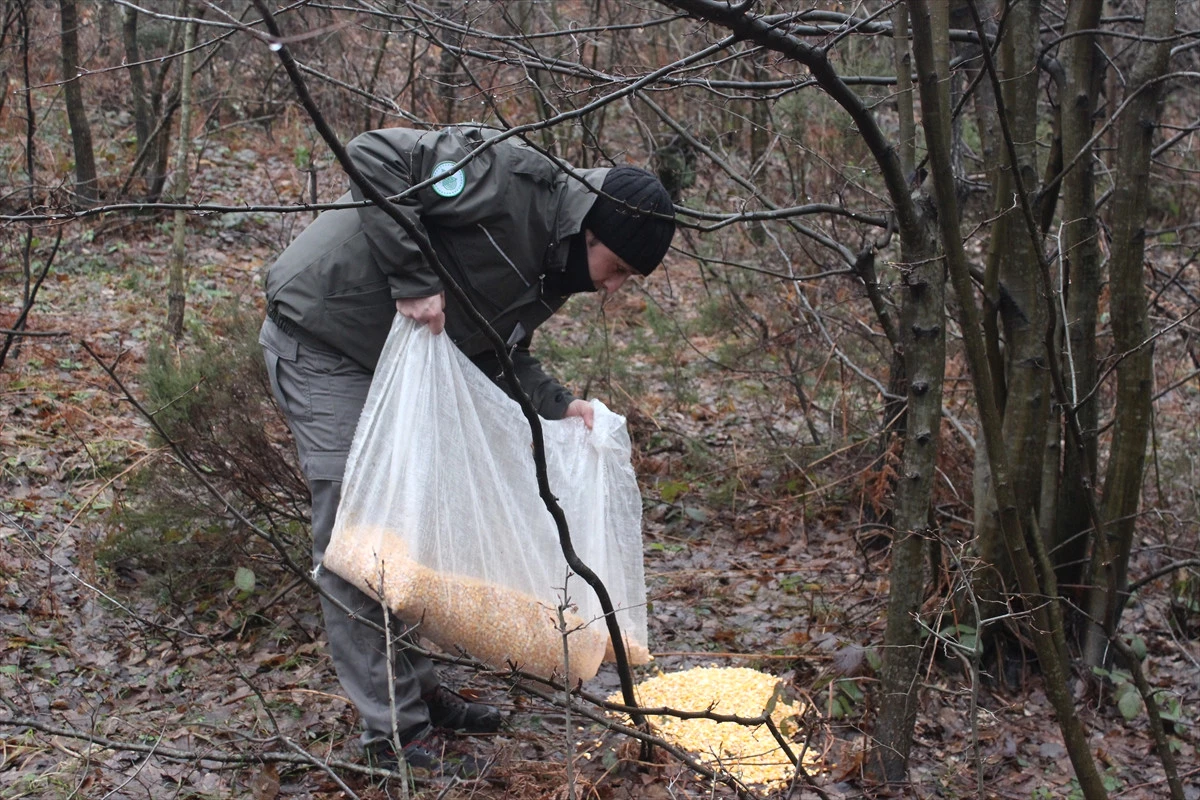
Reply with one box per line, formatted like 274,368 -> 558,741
259,318 -> 312,423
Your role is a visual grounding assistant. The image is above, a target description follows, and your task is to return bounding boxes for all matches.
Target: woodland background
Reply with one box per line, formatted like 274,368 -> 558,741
1,1 -> 1199,799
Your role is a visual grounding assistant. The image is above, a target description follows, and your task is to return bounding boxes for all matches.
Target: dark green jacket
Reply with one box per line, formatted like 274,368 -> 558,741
265,126 -> 608,419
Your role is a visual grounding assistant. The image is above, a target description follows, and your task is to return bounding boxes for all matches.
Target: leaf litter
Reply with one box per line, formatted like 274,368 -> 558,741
1,139 -> 1197,800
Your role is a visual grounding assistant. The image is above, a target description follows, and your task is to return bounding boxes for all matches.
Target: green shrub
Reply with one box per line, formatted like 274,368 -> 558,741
100,304 -> 309,607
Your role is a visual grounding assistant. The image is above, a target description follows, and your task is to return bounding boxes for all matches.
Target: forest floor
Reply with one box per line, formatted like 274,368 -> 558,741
2,141 -> 1198,800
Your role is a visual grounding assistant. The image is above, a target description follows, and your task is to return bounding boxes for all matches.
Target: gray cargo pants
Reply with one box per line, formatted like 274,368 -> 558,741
259,317 -> 437,746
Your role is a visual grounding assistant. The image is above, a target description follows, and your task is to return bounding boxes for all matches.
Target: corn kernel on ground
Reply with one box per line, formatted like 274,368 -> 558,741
610,666 -> 815,789
324,527 -> 607,683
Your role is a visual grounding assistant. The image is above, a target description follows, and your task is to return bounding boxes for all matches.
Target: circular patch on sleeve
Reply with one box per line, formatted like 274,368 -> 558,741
431,161 -> 466,198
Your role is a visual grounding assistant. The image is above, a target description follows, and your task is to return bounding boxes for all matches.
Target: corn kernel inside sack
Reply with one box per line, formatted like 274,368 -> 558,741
324,526 -> 607,684
611,666 -> 812,789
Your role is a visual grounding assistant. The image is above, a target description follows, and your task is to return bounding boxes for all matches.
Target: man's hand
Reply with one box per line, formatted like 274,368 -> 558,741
396,293 -> 446,334
564,399 -> 594,429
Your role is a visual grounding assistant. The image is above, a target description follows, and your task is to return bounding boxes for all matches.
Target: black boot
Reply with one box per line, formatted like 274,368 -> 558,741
425,685 -> 503,734
363,727 -> 488,778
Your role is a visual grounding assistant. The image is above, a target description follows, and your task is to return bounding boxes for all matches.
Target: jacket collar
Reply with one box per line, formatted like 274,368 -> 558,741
554,167 -> 609,241
541,167 -> 609,277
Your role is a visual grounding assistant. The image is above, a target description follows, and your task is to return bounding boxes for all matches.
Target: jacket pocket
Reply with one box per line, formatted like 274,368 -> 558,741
323,280 -> 392,311
323,281 -> 395,328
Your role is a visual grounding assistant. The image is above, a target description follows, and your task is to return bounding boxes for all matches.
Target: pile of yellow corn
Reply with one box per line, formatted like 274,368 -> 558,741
611,666 -> 813,789
325,527 -> 619,683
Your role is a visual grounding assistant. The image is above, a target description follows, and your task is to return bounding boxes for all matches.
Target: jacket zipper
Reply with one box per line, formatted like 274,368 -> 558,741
478,224 -> 530,288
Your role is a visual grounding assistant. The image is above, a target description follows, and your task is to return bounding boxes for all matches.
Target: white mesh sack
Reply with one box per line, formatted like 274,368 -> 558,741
322,316 -> 648,684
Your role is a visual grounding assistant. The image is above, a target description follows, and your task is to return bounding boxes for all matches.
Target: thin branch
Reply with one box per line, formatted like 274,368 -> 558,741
1127,558 -> 1200,596
1079,305 -> 1200,410
0,228 -> 62,370
0,716 -> 386,780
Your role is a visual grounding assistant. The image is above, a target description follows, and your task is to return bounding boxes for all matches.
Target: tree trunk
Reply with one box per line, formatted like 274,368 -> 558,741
119,4 -> 175,201
870,239 -> 942,783
969,0 -> 1011,628
997,0 -> 1050,553
122,6 -> 153,161
94,0 -> 113,58
59,0 -> 98,205
167,10 -> 197,339
746,49 -> 770,245
515,0 -> 559,156
1053,0 -> 1104,616
434,0 -> 463,122
362,0 -> 402,131
1080,0 -> 1174,668
971,0 -> 1051,663
3,1 -> 38,368
144,10 -> 187,202
868,5 -> 943,782
891,5 -> 916,179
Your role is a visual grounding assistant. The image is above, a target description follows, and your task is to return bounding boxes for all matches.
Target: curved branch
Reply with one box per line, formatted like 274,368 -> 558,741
657,0 -> 921,246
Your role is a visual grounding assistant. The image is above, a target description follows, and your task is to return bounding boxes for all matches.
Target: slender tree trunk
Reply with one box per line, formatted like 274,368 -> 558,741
145,8 -> 186,202
972,0 -> 1051,665
3,0 -> 36,367
1081,0 -> 1174,668
123,5 -> 156,190
969,0 -> 1012,632
434,0 -> 463,122
19,0 -> 35,234
996,0 -> 1050,542
59,0 -> 98,204
961,4 -> 1007,639
868,206 -> 943,779
94,0 -> 113,58
868,3 -> 945,786
892,6 -> 916,178
872,1 -> 914,453
746,49 -> 771,246
514,0 -> 559,155
362,0 -> 401,131
167,10 -> 197,338
1053,0 -> 1104,613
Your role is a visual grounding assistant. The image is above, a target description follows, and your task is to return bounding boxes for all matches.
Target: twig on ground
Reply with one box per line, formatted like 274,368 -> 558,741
276,736 -> 362,799
0,716 -> 342,771
96,730 -> 165,800
0,327 -> 70,337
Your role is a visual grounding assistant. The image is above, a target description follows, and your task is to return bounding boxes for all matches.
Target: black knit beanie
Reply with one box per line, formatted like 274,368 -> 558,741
584,166 -> 676,276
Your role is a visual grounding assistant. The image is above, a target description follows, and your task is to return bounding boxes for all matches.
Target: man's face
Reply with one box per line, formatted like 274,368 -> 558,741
585,230 -> 639,295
